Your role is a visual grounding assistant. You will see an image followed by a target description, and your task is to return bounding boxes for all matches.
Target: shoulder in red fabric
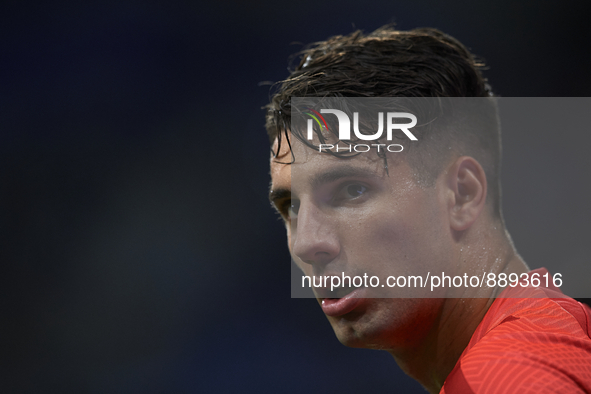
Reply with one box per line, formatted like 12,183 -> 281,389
441,268 -> 591,394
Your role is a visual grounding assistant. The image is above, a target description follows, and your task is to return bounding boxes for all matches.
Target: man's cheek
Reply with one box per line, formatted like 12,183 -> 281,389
292,258 -> 313,278
287,236 -> 307,274
287,227 -> 295,256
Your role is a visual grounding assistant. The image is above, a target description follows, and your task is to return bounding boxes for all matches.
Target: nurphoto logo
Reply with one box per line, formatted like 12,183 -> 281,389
304,108 -> 418,153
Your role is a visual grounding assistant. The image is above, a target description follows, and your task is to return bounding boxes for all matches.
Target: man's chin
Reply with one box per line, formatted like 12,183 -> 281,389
325,297 -> 440,350
323,300 -> 384,349
329,317 -> 388,349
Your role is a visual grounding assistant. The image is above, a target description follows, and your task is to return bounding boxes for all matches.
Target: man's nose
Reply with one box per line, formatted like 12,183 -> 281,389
291,201 -> 340,266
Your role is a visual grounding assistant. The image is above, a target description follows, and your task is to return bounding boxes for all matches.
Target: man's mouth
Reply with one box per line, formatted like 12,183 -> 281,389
318,287 -> 365,317
316,285 -> 359,300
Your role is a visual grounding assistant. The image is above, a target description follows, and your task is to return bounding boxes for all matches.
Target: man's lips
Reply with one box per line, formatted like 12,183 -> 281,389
320,287 -> 364,317
314,285 -> 360,299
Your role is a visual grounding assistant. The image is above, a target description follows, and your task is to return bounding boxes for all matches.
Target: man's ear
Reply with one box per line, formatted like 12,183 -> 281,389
445,156 -> 487,231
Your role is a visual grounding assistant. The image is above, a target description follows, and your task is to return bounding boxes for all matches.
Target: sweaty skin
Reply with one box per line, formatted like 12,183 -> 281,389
270,134 -> 529,393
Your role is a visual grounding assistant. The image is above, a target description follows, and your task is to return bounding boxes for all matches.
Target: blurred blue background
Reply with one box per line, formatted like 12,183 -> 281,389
1,1 -> 590,393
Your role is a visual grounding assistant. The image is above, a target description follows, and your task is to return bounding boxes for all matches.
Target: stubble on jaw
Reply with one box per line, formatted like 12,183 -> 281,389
325,297 -> 444,352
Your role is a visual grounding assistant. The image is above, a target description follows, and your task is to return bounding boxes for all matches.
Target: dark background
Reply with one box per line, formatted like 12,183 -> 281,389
1,1 -> 590,393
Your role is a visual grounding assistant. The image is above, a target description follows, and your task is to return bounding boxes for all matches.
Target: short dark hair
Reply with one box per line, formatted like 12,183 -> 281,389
265,25 -> 502,218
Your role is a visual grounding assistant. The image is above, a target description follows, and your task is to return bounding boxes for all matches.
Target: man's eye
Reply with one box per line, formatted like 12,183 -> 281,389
278,199 -> 300,220
345,184 -> 367,198
287,199 -> 300,218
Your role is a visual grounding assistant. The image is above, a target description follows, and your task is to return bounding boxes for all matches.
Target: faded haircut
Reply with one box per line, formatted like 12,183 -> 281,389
265,25 -> 502,218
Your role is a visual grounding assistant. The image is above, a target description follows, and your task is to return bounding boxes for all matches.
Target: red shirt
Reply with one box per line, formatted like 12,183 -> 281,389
440,268 -> 591,394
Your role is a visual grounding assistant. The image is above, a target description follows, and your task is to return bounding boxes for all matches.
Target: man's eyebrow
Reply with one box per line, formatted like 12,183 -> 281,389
310,165 -> 381,189
268,165 -> 380,204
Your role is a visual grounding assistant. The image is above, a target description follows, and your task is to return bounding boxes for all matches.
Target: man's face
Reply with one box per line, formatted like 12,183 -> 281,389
270,135 -> 453,350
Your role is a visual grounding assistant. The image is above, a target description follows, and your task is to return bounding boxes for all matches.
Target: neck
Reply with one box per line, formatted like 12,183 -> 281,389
387,231 -> 528,393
